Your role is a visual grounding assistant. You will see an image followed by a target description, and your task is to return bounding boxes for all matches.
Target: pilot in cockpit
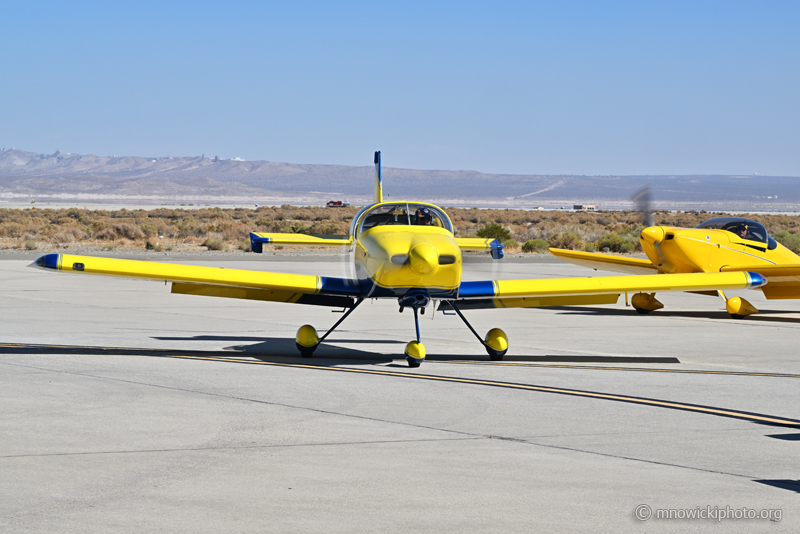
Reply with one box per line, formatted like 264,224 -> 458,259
416,207 -> 433,225
736,224 -> 749,239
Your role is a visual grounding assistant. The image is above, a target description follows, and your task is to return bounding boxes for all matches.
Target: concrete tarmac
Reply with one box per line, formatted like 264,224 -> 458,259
1,258 -> 798,532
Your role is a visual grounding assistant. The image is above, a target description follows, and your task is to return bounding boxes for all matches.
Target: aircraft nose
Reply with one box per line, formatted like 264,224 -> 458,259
640,226 -> 666,246
408,243 -> 438,275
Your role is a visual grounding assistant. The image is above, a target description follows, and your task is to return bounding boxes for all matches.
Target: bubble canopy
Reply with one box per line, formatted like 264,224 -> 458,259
356,203 -> 453,234
695,217 -> 777,249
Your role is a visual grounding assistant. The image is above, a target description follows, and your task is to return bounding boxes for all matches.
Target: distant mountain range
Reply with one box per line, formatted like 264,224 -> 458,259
1,148 -> 798,210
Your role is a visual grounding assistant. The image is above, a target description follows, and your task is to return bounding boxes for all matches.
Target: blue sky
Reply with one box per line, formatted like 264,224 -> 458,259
1,0 -> 798,175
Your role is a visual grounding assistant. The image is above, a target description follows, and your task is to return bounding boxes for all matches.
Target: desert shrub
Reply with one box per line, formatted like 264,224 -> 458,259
584,242 -> 598,252
774,230 -> 800,254
51,232 -> 75,244
203,238 -> 225,251
95,223 -> 145,240
176,217 -> 202,237
139,222 -> 159,237
145,240 -> 163,251
238,239 -> 251,252
596,233 -> 624,252
89,221 -> 109,235
521,239 -> 549,253
548,231 -> 584,250
309,221 -> 347,235
273,220 -> 312,234
24,239 -> 38,250
118,223 -> 144,239
94,227 -> 118,240
620,242 -> 636,254
476,223 -> 511,243
1,222 -> 25,238
504,239 -> 519,250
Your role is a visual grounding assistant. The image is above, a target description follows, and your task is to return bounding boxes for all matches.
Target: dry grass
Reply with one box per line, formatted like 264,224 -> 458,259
1,206 -> 799,254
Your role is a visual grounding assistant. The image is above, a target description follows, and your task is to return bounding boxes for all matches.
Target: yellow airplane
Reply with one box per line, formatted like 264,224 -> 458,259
551,216 -> 800,318
31,152 -> 769,366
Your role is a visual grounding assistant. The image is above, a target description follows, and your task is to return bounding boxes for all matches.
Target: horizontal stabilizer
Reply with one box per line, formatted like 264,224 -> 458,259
454,238 -> 504,259
250,232 -> 352,252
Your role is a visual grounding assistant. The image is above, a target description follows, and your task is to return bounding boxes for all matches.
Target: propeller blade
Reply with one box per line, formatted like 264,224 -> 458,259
631,185 -> 655,227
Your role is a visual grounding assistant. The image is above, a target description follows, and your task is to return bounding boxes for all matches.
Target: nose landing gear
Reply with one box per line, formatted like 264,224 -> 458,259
397,290 -> 431,367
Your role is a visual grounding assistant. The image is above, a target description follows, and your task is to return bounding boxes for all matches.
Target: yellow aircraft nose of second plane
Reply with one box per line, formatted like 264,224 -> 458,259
640,226 -> 666,247
409,243 -> 438,275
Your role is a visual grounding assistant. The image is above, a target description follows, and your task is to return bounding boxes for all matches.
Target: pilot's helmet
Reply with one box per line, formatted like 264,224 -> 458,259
416,207 -> 433,225
737,223 -> 749,236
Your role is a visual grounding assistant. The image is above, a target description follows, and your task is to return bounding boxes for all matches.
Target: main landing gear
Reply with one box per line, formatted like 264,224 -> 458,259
295,298 -> 364,357
404,298 -> 508,368
720,291 -> 758,319
631,292 -> 663,314
629,290 -> 759,319
294,293 -> 509,368
444,301 -> 508,362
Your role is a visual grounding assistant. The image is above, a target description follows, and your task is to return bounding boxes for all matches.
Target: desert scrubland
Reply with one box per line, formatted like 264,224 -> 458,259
1,205 -> 799,255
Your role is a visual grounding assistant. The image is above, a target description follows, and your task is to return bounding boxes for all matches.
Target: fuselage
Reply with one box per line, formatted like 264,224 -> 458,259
351,201 -> 463,299
640,225 -> 800,274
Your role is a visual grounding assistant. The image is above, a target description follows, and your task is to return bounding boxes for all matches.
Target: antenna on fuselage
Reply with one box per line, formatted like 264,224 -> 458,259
374,151 -> 383,204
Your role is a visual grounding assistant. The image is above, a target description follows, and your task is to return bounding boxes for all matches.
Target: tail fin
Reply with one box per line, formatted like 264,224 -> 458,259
373,151 -> 383,204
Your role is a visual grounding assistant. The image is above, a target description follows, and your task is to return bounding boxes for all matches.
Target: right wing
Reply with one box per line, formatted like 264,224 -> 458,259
452,270 -> 766,309
32,253 -> 360,308
549,248 -> 658,274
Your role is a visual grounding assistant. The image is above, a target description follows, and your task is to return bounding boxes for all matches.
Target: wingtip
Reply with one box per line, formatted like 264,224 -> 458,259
28,253 -> 59,270
746,271 -> 768,289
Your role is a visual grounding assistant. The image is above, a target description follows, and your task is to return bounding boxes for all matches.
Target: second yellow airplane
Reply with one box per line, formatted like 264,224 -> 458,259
32,152 -> 768,366
551,214 -> 800,318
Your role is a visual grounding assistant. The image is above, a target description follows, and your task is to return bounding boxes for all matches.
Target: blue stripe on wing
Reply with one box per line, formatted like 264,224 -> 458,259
458,280 -> 497,299
319,277 -> 362,297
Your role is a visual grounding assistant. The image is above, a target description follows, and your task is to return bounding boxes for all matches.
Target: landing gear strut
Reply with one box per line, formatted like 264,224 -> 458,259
404,306 -> 426,368
445,301 -> 508,361
295,298 -> 364,357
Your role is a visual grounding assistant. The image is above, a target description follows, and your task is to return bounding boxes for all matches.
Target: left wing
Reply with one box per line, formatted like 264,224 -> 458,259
451,271 -> 766,309
31,254 -> 360,308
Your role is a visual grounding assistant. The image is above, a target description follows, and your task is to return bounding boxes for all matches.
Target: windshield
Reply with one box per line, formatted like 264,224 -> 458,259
695,217 -> 776,249
359,203 -> 452,233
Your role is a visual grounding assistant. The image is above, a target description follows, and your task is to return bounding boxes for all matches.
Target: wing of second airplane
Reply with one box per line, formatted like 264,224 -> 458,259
31,253 -> 360,308
721,264 -> 800,299
549,247 -> 658,274
448,270 -> 767,309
